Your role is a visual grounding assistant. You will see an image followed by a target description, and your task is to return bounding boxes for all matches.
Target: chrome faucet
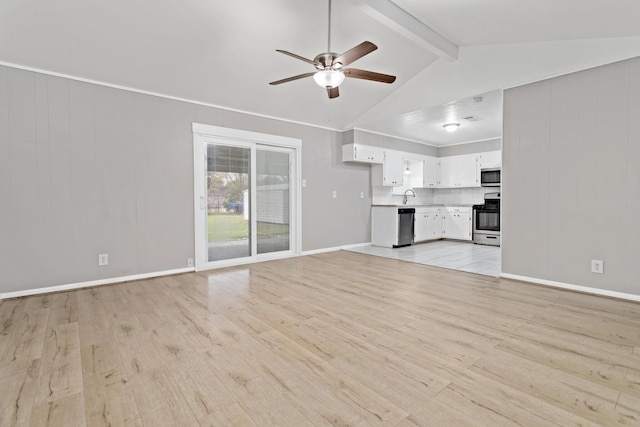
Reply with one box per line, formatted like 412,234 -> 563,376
402,188 -> 417,205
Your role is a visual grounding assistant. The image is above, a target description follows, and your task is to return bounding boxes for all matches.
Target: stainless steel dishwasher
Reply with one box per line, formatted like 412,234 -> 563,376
395,208 -> 415,247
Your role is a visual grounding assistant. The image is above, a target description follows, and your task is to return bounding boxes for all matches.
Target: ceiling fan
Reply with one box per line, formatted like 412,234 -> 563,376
269,0 -> 396,99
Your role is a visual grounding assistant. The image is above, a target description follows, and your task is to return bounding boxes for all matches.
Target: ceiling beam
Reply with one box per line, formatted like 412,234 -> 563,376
355,0 -> 458,61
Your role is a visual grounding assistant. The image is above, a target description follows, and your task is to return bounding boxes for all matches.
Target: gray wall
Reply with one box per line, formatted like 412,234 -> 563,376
503,57 -> 640,296
438,138 -> 501,157
0,65 -> 371,293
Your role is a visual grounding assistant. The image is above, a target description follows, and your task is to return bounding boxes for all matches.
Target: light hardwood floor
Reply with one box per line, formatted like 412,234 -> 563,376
1,251 -> 639,426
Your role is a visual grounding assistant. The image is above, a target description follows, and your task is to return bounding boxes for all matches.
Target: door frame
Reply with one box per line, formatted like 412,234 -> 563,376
192,123 -> 302,271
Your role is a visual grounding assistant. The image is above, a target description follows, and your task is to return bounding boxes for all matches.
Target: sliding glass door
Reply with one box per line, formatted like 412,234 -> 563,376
256,148 -> 290,255
206,144 -> 251,262
193,125 -> 299,270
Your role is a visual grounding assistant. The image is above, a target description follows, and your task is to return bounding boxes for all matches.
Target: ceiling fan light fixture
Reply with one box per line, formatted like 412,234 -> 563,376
313,69 -> 345,88
270,0 -> 395,98
443,123 -> 460,133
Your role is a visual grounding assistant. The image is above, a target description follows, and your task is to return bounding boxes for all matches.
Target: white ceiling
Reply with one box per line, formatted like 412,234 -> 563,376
1,0 -> 640,146
383,89 -> 504,146
393,0 -> 640,45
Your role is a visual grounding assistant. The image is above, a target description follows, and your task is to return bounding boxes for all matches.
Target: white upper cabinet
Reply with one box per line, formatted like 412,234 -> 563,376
342,143 -> 384,164
438,154 -> 478,188
438,157 -> 456,187
477,150 -> 501,168
372,149 -> 405,186
457,154 -> 479,187
382,150 -> 405,186
348,144 -> 497,189
422,156 -> 438,188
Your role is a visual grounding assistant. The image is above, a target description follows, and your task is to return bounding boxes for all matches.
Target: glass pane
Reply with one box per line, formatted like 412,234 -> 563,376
477,211 -> 500,231
207,144 -> 250,261
256,150 -> 290,254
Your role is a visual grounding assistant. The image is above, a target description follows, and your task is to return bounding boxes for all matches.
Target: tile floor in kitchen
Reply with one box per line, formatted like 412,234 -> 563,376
347,240 -> 501,277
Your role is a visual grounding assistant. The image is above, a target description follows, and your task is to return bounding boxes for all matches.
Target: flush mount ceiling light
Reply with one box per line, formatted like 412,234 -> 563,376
443,123 -> 460,133
313,69 -> 345,88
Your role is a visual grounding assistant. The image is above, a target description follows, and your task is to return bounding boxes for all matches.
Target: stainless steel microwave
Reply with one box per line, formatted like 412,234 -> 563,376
480,167 -> 501,187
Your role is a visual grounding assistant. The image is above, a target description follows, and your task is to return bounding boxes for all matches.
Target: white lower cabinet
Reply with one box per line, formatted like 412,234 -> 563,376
374,206 -> 472,248
371,207 -> 399,247
414,212 -> 431,242
427,211 -> 445,240
414,207 -> 471,242
414,207 -> 445,242
443,207 -> 472,241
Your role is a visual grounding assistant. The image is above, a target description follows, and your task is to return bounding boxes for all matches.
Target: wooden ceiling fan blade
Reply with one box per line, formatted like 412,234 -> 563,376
344,68 -> 396,83
327,87 -> 339,99
275,50 -> 320,67
269,72 -> 316,85
333,41 -> 377,67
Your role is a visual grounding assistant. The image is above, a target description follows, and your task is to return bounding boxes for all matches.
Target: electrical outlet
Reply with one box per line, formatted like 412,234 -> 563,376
591,259 -> 603,274
187,258 -> 194,268
332,190 -> 337,198
360,191 -> 364,199
98,253 -> 109,266
302,179 -> 307,188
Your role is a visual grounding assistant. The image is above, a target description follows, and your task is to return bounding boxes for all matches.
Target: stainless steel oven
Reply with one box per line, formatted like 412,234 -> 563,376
473,192 -> 500,246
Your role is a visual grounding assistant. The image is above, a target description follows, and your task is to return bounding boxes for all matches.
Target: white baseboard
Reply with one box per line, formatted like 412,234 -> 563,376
0,267 -> 194,300
195,250 -> 295,272
301,242 -> 372,256
500,273 -> 640,303
0,242 -> 373,299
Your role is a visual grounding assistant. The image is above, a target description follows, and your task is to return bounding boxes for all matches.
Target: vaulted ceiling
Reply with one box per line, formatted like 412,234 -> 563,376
2,0 -> 640,146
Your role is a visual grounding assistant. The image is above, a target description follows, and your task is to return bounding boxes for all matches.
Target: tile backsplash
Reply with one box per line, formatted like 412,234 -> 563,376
373,186 -> 497,205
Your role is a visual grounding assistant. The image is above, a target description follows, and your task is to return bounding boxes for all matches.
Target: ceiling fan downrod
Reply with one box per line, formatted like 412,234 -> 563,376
327,0 -> 332,54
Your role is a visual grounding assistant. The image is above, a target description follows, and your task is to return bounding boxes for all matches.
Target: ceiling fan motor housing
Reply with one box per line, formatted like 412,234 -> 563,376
314,52 -> 341,70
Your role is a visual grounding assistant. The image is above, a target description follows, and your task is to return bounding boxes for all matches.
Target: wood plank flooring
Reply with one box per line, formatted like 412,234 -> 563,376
1,250 -> 639,426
